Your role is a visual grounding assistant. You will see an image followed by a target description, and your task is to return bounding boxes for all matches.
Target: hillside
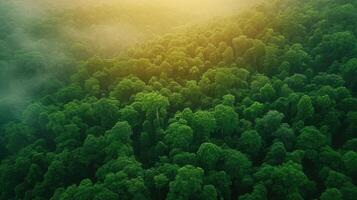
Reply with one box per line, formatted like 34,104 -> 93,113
0,0 -> 357,199
0,0 -> 257,123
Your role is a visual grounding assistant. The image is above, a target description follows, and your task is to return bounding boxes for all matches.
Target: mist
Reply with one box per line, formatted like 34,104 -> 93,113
0,0 -> 260,124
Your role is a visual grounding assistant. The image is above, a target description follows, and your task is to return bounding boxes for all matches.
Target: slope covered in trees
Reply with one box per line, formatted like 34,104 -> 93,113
0,0 -> 357,199
0,0 -> 255,125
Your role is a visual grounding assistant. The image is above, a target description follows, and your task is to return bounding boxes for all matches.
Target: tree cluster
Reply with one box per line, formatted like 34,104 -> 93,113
0,0 -> 357,199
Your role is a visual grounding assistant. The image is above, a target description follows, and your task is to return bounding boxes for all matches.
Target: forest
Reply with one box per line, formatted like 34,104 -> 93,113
0,0 -> 356,199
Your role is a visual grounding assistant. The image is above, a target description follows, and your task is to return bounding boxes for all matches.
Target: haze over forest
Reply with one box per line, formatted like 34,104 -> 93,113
0,0 -> 258,116
0,0 -> 356,200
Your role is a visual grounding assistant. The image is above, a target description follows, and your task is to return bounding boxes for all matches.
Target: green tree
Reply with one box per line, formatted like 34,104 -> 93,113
265,142 -> 286,165
255,161 -> 308,199
342,151 -> 357,179
135,92 -> 169,121
260,83 -> 276,102
110,77 -> 146,103
200,185 -> 217,200
223,149 -> 251,181
168,165 -> 204,200
93,98 -> 120,129
238,130 -> 262,157
320,188 -> 343,200
192,111 -> 216,143
256,110 -> 284,142
296,126 -> 327,152
296,95 -> 314,121
341,58 -> 357,91
197,143 -> 223,170
164,120 -> 193,151
214,104 -> 239,136
239,183 -> 267,200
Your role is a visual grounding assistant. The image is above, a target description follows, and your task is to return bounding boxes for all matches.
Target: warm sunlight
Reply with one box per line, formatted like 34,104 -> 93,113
13,0 -> 258,16
1,0 -> 356,199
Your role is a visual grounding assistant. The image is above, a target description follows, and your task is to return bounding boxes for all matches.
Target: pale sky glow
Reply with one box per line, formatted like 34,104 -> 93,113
11,0 -> 258,18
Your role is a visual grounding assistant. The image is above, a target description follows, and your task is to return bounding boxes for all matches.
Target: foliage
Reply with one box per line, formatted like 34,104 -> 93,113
0,0 -> 356,199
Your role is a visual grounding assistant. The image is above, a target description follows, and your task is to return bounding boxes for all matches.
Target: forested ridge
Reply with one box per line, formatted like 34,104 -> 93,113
0,0 -> 357,199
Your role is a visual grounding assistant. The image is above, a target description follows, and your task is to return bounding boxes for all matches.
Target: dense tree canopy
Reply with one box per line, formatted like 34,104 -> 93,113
0,0 -> 356,199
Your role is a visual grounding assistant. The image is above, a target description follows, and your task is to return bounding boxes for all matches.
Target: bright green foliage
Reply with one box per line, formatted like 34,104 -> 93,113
192,110 -> 216,142
200,185 -> 217,200
255,161 -> 308,199
110,77 -> 146,103
296,126 -> 327,151
260,83 -> 276,102
119,105 -> 141,128
238,130 -> 262,156
223,149 -> 251,180
93,98 -> 120,129
205,171 -> 232,199
197,143 -> 223,170
1,0 -> 357,199
239,183 -> 267,200
164,120 -> 193,150
256,110 -> 284,142
214,104 -> 239,136
108,121 -> 133,144
341,58 -> 357,91
167,165 -> 204,200
243,101 -> 265,120
296,95 -> 314,121
135,92 -> 169,121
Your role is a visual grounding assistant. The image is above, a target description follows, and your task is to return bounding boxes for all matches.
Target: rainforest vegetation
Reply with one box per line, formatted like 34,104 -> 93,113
0,0 -> 356,199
